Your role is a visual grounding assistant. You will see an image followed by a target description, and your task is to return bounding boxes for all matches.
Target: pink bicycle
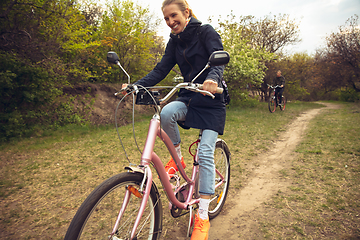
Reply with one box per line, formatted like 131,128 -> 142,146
64,51 -> 231,239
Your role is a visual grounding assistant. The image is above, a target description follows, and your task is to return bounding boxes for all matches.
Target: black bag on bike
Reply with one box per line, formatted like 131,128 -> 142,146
221,78 -> 230,105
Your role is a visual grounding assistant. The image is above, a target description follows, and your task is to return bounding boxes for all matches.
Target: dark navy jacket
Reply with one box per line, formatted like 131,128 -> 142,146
273,76 -> 285,87
135,17 -> 226,135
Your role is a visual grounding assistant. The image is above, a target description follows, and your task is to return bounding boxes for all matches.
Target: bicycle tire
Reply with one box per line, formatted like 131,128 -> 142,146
64,172 -> 162,240
279,96 -> 286,111
208,139 -> 231,219
268,96 -> 276,113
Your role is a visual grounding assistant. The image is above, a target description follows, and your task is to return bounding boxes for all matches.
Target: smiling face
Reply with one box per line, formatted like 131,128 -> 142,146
162,3 -> 190,35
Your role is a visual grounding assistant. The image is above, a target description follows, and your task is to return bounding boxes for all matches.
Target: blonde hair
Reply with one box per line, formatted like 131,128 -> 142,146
161,0 -> 197,19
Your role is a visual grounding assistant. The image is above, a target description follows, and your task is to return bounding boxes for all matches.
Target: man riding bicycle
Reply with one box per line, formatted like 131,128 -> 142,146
272,70 -> 285,106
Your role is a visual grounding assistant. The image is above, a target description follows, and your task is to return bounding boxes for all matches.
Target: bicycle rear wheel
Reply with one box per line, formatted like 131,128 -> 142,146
208,140 -> 230,219
268,96 -> 276,113
279,96 -> 286,111
64,172 -> 162,240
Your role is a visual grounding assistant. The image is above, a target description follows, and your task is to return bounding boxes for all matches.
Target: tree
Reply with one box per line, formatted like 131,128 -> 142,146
98,0 -> 164,83
79,0 -> 103,27
217,13 -> 302,102
0,0 -> 168,140
0,0 -> 100,84
325,14 -> 360,92
306,15 -> 360,102
214,13 -> 275,104
238,13 -> 301,54
267,53 -> 312,101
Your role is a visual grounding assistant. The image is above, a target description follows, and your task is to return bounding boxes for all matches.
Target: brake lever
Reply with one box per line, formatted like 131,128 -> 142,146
198,90 -> 215,99
114,84 -> 139,96
185,86 -> 215,99
115,89 -> 126,96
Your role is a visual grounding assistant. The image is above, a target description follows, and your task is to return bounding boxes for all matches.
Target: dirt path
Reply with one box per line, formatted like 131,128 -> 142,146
208,102 -> 339,239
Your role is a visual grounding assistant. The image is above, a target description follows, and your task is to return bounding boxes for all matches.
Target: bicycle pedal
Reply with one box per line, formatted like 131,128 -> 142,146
169,174 -> 181,189
169,176 -> 176,183
170,173 -> 180,181
109,236 -> 121,240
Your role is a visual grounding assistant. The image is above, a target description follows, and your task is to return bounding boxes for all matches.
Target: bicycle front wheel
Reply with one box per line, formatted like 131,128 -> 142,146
208,140 -> 230,219
64,172 -> 162,240
279,96 -> 286,111
268,96 -> 276,113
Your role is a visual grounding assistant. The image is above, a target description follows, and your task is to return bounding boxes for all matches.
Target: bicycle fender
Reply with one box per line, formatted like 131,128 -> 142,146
216,138 -> 231,160
125,166 -> 144,174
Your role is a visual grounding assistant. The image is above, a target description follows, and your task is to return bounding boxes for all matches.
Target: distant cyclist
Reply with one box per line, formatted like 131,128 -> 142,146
272,70 -> 285,106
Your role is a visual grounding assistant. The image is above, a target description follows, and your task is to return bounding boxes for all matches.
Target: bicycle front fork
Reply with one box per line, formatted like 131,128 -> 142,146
110,166 -> 153,239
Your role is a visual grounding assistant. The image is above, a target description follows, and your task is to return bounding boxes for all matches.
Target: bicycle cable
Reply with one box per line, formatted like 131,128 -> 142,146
115,85 -> 173,164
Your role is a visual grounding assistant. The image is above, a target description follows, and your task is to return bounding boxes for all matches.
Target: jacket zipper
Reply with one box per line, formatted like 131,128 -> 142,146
179,36 -> 193,82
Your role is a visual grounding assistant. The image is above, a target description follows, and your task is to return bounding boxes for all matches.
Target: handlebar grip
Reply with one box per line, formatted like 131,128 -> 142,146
198,84 -> 224,94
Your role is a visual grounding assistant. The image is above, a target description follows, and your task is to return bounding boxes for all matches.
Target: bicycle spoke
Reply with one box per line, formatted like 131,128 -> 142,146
65,172 -> 162,240
136,196 -> 161,238
208,140 -> 230,219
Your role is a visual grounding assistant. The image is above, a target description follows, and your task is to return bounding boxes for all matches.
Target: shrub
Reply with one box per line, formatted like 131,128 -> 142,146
339,88 -> 360,102
0,51 -> 85,141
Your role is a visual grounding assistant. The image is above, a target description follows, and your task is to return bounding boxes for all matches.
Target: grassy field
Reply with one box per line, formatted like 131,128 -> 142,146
259,102 -> 360,239
0,101 -> 359,239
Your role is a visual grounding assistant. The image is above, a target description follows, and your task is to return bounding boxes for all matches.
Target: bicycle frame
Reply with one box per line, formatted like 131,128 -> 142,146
271,89 -> 277,100
268,84 -> 286,112
110,110 -> 226,239
269,85 -> 281,98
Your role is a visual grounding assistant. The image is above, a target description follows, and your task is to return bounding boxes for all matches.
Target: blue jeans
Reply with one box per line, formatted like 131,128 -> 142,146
160,101 -> 217,195
275,87 -> 284,105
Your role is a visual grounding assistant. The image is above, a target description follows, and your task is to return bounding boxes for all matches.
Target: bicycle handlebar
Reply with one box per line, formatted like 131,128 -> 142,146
117,82 -> 223,104
267,84 -> 282,89
198,83 -> 224,94
109,50 -> 229,103
162,82 -> 223,102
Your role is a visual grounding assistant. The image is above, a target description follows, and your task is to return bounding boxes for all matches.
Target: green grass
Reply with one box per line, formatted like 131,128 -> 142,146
1,101 -> 359,239
259,102 -> 360,239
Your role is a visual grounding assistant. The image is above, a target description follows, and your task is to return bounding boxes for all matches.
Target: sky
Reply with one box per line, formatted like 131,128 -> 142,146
136,0 -> 360,55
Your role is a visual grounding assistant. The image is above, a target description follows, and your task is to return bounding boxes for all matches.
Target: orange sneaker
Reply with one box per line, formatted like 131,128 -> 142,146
164,156 -> 186,178
191,213 -> 210,240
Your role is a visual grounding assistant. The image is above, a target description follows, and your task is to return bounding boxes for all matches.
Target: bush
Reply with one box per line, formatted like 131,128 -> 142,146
0,51 -> 85,141
339,88 -> 360,102
229,92 -> 260,108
